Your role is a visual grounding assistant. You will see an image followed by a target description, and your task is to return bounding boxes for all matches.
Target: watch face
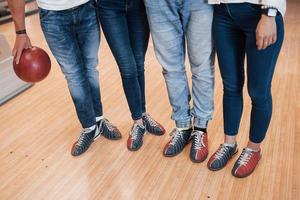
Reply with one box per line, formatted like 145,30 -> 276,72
268,9 -> 277,17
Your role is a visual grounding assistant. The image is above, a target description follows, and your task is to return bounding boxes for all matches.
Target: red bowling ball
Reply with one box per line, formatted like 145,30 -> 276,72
13,46 -> 51,83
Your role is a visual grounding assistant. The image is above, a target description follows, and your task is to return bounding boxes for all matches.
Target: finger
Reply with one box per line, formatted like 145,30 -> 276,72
269,36 -> 274,46
262,37 -> 270,49
15,49 -> 23,64
25,37 -> 32,49
25,42 -> 32,49
272,34 -> 277,44
256,36 -> 264,50
12,48 -> 17,57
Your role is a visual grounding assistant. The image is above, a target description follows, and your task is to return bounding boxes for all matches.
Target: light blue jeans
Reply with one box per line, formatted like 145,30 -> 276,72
144,0 -> 215,129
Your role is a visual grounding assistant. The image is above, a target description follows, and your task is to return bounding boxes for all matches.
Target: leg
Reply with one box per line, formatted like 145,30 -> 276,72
185,2 -> 215,129
145,0 -> 192,128
76,1 -> 103,118
245,14 -> 285,144
213,4 -> 246,140
40,8 -> 96,128
127,5 -> 150,114
99,7 -> 143,120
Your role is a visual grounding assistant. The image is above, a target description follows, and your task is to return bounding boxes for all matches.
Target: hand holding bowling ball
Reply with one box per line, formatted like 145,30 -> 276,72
13,46 -> 51,83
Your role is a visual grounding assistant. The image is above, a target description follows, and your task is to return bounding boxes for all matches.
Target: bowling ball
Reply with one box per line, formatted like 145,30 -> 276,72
13,46 -> 51,83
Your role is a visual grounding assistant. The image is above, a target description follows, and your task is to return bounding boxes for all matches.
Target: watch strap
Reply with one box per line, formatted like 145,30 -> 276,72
16,29 -> 27,35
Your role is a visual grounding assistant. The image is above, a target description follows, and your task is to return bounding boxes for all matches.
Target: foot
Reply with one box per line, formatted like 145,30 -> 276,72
163,128 -> 192,157
207,143 -> 238,171
142,113 -> 165,135
71,126 -> 99,156
231,148 -> 261,178
127,123 -> 146,151
97,118 -> 122,140
190,130 -> 208,163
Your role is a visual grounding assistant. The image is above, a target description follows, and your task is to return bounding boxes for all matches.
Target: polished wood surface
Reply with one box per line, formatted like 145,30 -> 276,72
0,1 -> 299,200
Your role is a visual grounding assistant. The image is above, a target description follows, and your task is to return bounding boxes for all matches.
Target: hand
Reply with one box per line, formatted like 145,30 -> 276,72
12,34 -> 32,64
256,15 -> 277,50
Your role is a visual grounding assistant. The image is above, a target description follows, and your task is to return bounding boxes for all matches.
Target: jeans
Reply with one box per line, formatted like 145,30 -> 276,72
39,1 -> 102,128
213,3 -> 284,143
98,0 -> 149,120
144,0 -> 215,128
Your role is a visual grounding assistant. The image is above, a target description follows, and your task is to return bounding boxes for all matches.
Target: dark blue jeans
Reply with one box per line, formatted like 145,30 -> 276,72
98,0 -> 149,120
213,3 -> 284,143
40,1 -> 102,128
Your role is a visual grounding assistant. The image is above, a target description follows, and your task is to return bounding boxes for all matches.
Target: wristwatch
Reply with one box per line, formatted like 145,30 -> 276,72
261,6 -> 278,17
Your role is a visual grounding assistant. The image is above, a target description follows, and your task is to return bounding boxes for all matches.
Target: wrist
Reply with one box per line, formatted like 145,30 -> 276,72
260,14 -> 276,21
261,6 -> 278,17
16,29 -> 27,35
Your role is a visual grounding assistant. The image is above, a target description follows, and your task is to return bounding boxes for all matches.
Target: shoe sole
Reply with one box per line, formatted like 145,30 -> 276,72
101,133 -> 122,140
207,149 -> 239,171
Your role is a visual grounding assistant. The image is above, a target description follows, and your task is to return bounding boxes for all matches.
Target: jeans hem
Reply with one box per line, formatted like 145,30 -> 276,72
82,120 -> 97,129
193,118 -> 210,129
175,119 -> 192,129
224,132 -> 238,136
132,115 -> 143,121
249,136 -> 264,144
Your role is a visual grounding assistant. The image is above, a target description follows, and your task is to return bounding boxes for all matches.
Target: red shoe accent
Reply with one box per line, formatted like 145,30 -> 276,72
127,135 -> 134,150
232,148 -> 261,178
190,132 -> 208,163
163,141 -> 172,156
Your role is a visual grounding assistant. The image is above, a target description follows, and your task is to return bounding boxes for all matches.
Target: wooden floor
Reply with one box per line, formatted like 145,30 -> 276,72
0,2 -> 299,200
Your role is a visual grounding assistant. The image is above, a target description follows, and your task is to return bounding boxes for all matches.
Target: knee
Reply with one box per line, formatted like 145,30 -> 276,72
223,80 -> 244,97
162,66 -> 186,76
248,85 -> 271,105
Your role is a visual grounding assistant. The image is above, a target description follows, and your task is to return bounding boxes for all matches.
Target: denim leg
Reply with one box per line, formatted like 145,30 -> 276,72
243,13 -> 285,143
184,3 -> 215,129
213,4 -> 246,135
145,0 -> 192,128
127,7 -> 150,114
99,7 -> 143,120
39,7 -> 97,128
76,2 -> 102,117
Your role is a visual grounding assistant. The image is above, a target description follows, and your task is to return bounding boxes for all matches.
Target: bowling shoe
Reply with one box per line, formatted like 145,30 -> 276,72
163,128 -> 192,157
97,118 -> 122,140
127,123 -> 146,151
71,126 -> 99,157
190,130 -> 209,163
231,148 -> 261,178
207,143 -> 238,171
142,113 -> 165,136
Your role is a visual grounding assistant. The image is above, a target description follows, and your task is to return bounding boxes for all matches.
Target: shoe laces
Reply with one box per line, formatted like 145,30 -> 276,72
130,123 -> 144,140
77,127 -> 94,146
191,131 -> 205,150
100,119 -> 115,131
237,149 -> 253,166
215,144 -> 230,160
169,129 -> 183,145
144,113 -> 158,126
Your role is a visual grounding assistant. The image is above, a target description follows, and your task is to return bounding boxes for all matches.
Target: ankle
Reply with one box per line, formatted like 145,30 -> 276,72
134,119 -> 143,126
224,135 -> 237,145
194,126 -> 207,133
